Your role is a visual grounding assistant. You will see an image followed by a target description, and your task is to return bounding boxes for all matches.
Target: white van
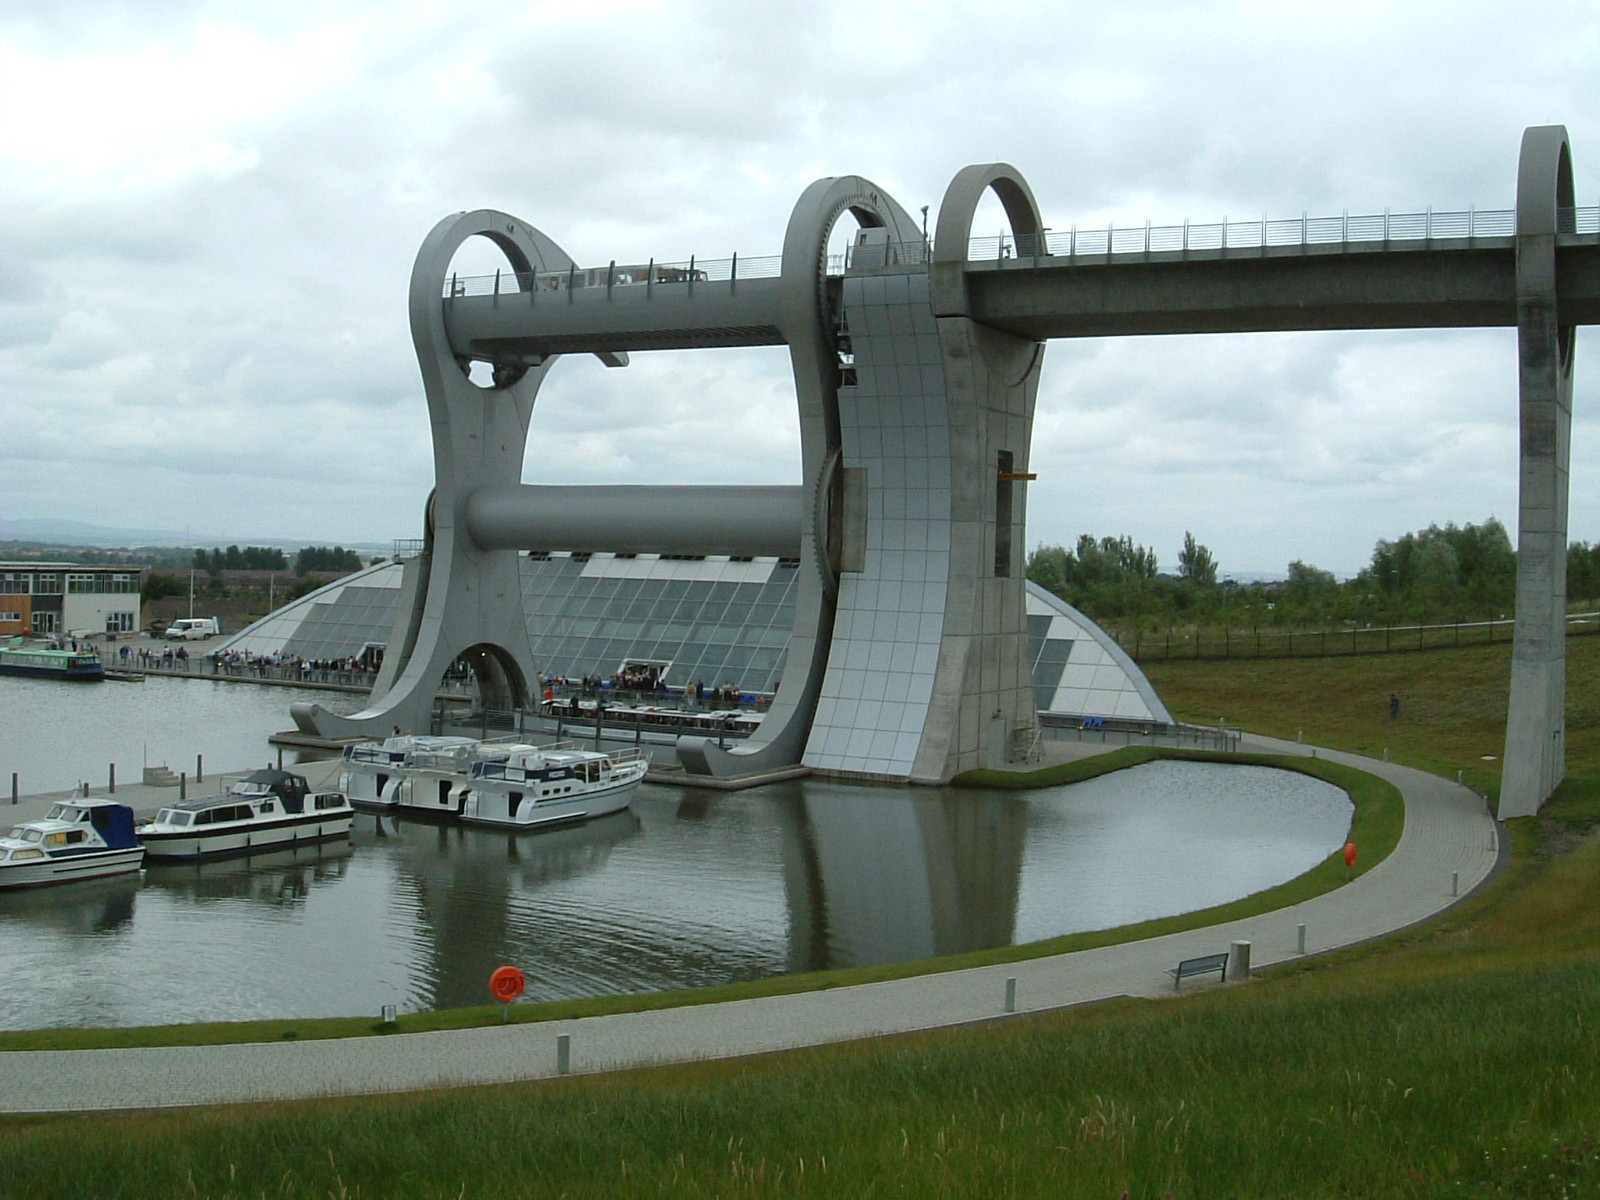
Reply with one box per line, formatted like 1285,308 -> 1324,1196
165,618 -> 220,640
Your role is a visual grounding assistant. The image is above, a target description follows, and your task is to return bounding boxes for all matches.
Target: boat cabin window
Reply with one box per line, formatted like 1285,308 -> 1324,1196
10,828 -> 42,843
260,801 -> 276,813
6,848 -> 43,861
44,831 -> 85,847
157,810 -> 193,827
314,793 -> 344,810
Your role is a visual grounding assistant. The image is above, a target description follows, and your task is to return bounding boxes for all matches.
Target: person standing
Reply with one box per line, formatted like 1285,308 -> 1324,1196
1389,693 -> 1401,721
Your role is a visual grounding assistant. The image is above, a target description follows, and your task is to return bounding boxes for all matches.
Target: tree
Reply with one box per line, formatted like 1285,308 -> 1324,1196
1177,532 -> 1217,587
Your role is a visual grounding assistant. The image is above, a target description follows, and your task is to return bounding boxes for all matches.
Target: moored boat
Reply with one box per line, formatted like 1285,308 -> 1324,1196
460,742 -> 647,830
0,799 -> 144,888
339,735 -> 477,809
0,640 -> 104,681
138,769 -> 354,860
340,735 -> 532,818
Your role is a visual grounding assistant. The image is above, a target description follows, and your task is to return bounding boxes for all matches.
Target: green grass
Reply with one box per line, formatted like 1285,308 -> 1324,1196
4,643 -> 1599,1198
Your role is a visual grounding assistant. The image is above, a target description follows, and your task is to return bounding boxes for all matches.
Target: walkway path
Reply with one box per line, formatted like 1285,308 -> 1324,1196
0,738 -> 1501,1113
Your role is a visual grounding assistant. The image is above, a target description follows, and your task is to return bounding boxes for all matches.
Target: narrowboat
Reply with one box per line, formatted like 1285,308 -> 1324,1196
0,641 -> 104,681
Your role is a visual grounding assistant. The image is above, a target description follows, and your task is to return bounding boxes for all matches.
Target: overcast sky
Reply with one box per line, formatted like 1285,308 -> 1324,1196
2,0 -> 1596,577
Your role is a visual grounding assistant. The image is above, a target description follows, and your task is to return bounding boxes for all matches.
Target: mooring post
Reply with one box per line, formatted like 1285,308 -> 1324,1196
108,763 -> 115,794
197,754 -> 203,783
9,772 -> 16,805
179,771 -> 187,800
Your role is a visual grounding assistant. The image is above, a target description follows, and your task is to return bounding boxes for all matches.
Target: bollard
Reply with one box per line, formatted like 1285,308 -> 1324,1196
1457,769 -> 1464,785
1452,870 -> 1460,897
276,747 -> 284,769
1004,976 -> 1017,1014
1227,940 -> 1252,982
109,763 -> 115,795
1383,748 -> 1390,762
1297,923 -> 1307,954
197,754 -> 204,783
179,771 -> 187,800
10,772 -> 16,805
1297,729 -> 1303,743
556,1033 -> 571,1076
381,1004 -> 397,1026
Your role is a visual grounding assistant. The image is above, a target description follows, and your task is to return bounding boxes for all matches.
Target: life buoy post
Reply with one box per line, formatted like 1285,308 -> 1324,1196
490,964 -> 526,1020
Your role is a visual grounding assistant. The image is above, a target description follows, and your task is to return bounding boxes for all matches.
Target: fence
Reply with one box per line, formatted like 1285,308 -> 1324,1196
443,204 -> 1600,298
1118,612 -> 1600,663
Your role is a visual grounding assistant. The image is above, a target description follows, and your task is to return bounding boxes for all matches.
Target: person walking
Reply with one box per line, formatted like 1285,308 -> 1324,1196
1389,693 -> 1401,721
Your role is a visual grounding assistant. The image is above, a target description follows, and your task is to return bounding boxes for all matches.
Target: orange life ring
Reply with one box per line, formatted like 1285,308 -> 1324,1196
489,964 -> 526,1003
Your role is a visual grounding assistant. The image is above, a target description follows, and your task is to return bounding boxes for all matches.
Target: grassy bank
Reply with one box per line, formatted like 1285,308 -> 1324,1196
1143,631 -> 1600,799
4,817 -> 1600,1198
3,644 -> 1596,1197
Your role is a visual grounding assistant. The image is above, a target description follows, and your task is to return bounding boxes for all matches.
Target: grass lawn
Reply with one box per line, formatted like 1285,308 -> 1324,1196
3,645 -> 1599,1198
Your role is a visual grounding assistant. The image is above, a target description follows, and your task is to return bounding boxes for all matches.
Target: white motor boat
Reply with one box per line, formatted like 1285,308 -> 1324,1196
0,799 -> 144,888
339,735 -> 477,809
341,736 -> 534,819
460,743 -> 647,830
139,769 -> 354,860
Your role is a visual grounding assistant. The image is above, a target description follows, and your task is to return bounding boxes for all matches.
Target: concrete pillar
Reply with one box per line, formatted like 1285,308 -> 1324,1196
1501,126 -> 1577,820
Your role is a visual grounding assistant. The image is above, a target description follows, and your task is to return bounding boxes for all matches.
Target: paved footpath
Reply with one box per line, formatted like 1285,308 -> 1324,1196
0,738 -> 1501,1113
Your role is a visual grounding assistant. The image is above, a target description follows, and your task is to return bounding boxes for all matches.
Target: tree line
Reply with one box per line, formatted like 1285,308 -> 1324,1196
189,545 -> 363,576
1024,518 -> 1591,628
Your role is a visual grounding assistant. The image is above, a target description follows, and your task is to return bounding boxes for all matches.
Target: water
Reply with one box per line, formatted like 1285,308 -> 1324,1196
0,679 -> 1352,1030
0,675 -> 368,795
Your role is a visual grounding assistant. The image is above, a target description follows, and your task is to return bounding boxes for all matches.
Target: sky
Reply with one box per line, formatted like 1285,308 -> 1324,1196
1,0 -> 1596,578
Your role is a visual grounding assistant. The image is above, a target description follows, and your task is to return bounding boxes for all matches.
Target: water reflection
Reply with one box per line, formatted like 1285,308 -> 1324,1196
0,763 -> 1350,1029
779,781 -> 1028,971
143,841 -> 354,906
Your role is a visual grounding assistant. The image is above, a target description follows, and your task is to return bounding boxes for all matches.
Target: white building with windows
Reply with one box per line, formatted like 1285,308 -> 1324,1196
0,563 -> 142,638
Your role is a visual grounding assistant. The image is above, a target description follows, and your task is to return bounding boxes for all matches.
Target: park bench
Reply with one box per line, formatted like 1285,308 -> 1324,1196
1166,951 -> 1229,991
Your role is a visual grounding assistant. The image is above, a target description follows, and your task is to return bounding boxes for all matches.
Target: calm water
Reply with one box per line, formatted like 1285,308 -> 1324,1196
0,678 -> 1352,1029
0,675 -> 366,795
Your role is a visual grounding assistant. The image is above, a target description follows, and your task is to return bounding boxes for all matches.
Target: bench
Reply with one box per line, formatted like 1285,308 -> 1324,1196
1166,952 -> 1229,991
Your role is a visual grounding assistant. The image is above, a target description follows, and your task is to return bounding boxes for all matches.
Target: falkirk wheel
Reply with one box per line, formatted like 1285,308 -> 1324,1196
293,165 -> 1046,784
295,129 -> 1588,812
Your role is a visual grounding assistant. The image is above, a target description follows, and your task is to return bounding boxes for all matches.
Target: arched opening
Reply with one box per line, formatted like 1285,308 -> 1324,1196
445,643 -> 529,720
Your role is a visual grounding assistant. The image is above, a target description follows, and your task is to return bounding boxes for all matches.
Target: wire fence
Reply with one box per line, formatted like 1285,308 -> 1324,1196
1117,612 -> 1600,663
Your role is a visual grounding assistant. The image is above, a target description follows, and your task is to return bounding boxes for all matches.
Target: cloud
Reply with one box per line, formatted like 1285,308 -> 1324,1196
0,0 -> 1595,569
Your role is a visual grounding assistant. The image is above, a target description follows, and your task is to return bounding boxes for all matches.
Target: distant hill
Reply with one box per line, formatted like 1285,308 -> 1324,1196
0,518 -> 392,556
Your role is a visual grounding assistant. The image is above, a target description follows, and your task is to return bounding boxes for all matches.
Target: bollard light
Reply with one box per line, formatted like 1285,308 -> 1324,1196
557,1033 -> 571,1075
381,1004 -> 397,1025
1297,923 -> 1307,954
1004,976 -> 1017,1013
1452,870 -> 1460,897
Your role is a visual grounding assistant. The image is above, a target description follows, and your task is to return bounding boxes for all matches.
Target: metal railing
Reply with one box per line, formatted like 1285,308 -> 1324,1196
443,204 -> 1600,298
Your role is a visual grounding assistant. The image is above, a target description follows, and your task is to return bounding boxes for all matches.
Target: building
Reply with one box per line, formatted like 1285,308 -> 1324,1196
218,552 -> 1172,727
0,562 -> 142,638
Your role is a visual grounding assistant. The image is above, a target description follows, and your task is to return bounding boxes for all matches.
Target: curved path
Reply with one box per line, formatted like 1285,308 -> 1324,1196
0,738 -> 1501,1113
